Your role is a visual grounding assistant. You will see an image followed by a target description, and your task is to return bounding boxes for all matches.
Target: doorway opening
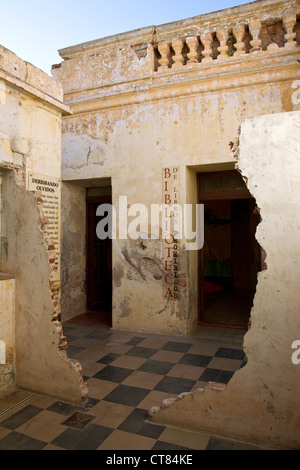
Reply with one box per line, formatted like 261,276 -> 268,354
197,170 -> 262,329
86,186 -> 112,328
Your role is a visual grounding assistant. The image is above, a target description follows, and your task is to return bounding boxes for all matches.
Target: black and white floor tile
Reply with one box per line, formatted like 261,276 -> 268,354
0,321 -> 259,451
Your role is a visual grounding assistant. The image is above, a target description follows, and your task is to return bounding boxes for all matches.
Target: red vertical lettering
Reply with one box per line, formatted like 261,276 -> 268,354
164,194 -> 171,204
165,260 -> 172,271
164,287 -> 174,298
164,168 -> 171,178
164,246 -> 173,257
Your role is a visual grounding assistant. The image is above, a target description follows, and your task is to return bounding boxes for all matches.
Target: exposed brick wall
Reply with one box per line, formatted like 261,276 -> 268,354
259,20 -> 286,50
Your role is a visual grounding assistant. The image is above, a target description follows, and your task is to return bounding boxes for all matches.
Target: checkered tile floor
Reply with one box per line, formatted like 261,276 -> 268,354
0,321 -> 261,450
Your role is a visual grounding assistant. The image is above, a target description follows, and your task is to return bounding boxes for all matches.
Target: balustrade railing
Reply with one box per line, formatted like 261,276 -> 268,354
154,12 -> 300,72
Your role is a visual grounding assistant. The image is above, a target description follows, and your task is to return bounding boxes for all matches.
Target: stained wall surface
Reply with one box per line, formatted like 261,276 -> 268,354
0,45 -> 87,403
149,110 -> 300,450
53,0 -> 300,336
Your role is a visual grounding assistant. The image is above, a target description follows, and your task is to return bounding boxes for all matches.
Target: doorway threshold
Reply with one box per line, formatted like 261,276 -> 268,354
198,321 -> 248,331
67,311 -> 112,328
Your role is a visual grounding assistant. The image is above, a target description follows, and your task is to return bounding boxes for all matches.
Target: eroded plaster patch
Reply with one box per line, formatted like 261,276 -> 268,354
62,133 -> 106,171
148,111 -> 300,450
1,171 -> 87,403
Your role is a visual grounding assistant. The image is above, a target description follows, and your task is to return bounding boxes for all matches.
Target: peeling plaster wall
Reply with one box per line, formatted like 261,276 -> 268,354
0,277 -> 14,365
56,78 -> 300,335
1,171 -> 87,402
61,182 -> 86,320
53,0 -> 300,336
0,276 -> 15,394
0,45 -> 87,403
149,111 -> 300,450
0,45 -> 70,186
56,26 -> 155,92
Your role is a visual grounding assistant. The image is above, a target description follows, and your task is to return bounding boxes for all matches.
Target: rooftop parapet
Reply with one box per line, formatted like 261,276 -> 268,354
153,0 -> 299,72
0,45 -> 71,115
55,0 -> 300,101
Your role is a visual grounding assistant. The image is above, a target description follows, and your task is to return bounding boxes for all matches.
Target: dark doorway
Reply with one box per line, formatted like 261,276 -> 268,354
198,171 -> 261,329
86,190 -> 112,324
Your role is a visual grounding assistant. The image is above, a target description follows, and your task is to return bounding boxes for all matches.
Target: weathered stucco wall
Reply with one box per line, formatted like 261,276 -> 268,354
61,182 -> 86,320
0,45 -> 69,183
0,45 -> 87,403
53,0 -> 300,335
0,275 -> 15,394
149,110 -> 300,450
1,171 -> 87,402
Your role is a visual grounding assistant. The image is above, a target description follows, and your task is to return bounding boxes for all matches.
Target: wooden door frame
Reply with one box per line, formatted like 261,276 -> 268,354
197,170 -> 252,323
86,193 -> 112,312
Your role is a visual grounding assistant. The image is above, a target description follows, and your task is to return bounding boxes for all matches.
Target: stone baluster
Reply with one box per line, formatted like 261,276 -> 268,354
283,13 -> 297,49
171,39 -> 185,69
233,24 -> 246,56
186,36 -> 201,65
249,19 -> 262,52
217,29 -> 229,61
157,42 -> 171,72
201,32 -> 213,64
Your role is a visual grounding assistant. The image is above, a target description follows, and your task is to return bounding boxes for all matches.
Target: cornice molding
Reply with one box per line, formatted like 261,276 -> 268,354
0,68 -> 72,116
62,51 -> 300,116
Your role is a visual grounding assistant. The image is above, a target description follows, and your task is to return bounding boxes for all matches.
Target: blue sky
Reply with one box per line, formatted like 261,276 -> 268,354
1,0 -> 251,76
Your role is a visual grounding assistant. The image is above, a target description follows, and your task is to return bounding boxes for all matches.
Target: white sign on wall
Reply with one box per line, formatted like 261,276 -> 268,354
27,172 -> 61,281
